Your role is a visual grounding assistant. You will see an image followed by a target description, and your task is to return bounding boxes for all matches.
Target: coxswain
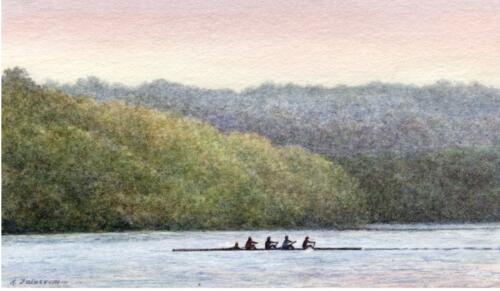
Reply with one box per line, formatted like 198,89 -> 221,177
245,237 -> 258,250
302,236 -> 316,249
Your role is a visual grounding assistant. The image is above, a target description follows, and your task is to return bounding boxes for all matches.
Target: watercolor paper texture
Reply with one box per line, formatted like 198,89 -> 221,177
2,0 -> 500,288
3,0 -> 500,88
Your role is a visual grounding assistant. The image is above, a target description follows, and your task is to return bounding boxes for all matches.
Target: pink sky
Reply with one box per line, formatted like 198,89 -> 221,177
3,0 -> 500,89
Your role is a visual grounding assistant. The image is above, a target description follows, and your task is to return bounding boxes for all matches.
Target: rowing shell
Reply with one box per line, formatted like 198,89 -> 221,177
172,247 -> 361,252
172,247 -> 499,252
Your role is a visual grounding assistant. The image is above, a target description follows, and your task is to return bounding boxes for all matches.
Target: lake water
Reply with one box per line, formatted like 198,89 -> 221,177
2,223 -> 500,287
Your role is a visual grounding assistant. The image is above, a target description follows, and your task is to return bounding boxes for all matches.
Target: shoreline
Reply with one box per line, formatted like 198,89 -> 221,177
3,221 -> 499,236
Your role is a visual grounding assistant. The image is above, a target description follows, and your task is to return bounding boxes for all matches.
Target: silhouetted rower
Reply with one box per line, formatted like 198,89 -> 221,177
265,236 -> 278,249
245,237 -> 258,250
281,235 -> 296,250
302,236 -> 316,249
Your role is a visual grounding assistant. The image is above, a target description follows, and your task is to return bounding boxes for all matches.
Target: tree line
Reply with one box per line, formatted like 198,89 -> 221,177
2,68 -> 365,233
3,68 -> 499,234
56,76 -> 500,158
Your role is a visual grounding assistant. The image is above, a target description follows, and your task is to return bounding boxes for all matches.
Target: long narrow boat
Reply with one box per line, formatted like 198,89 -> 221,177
172,247 -> 362,252
172,246 -> 499,252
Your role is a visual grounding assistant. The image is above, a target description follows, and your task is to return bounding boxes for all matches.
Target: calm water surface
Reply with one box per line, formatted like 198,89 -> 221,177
2,223 -> 500,287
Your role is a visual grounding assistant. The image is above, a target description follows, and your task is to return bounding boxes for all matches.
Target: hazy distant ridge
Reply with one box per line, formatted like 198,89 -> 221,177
56,77 -> 500,158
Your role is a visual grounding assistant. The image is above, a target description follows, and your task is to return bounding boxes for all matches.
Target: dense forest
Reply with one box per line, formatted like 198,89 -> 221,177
2,68 -> 365,233
57,76 -> 500,158
340,148 -> 500,223
56,74 -> 500,224
2,68 -> 499,234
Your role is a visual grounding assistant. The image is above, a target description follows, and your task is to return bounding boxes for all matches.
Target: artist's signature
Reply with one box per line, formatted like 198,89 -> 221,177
9,278 -> 69,287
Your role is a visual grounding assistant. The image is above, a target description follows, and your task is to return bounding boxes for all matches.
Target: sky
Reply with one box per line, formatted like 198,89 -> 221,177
3,0 -> 500,89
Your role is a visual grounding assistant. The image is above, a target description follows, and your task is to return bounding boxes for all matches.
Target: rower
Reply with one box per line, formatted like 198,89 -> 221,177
232,242 -> 241,250
302,236 -> 316,249
245,237 -> 258,250
281,235 -> 296,250
265,236 -> 278,249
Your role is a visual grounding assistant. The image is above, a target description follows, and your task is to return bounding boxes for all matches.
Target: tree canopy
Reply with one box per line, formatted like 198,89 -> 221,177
2,68 -> 366,233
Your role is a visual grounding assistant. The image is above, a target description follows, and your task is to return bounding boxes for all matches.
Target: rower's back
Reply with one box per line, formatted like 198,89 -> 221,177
302,237 -> 309,249
282,235 -> 294,249
265,237 -> 271,249
245,237 -> 257,250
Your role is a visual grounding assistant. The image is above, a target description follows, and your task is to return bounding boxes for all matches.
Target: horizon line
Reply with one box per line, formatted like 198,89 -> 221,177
9,67 -> 499,93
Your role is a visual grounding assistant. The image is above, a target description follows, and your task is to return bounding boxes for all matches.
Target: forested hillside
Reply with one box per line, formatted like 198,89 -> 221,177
58,77 -> 500,158
2,68 -> 499,234
340,148 -> 500,223
55,74 -> 500,225
2,68 -> 365,233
